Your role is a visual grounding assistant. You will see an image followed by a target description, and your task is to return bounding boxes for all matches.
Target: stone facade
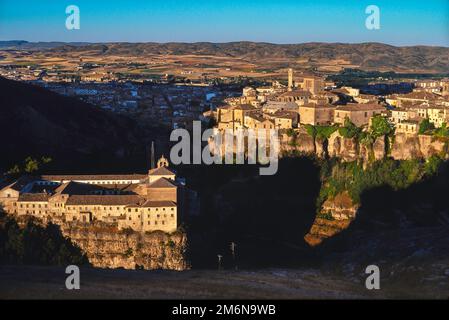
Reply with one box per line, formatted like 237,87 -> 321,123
0,158 -> 186,234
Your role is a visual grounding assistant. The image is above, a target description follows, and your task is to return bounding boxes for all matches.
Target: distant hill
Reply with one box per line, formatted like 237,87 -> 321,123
47,41 -> 449,73
0,41 -> 90,50
0,77 -> 140,172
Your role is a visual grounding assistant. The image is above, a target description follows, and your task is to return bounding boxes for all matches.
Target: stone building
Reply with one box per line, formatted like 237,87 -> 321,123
298,103 -> 336,126
334,104 -> 385,127
0,157 -> 190,233
395,119 -> 420,135
301,76 -> 325,95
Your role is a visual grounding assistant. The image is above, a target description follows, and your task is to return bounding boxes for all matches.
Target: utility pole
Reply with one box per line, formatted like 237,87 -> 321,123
230,242 -> 237,270
217,254 -> 223,271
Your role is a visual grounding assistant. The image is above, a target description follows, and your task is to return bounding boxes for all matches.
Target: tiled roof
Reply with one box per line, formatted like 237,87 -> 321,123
41,174 -> 147,182
18,193 -> 50,202
141,200 -> 176,208
148,177 -> 177,188
336,104 -> 385,112
148,166 -> 175,176
65,195 -> 144,206
279,90 -> 311,97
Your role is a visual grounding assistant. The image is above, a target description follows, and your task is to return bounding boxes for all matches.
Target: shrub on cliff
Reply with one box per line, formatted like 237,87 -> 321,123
370,115 -> 393,139
338,118 -> 361,139
304,124 -> 337,140
434,123 -> 449,138
0,214 -> 88,266
318,159 -> 432,205
419,119 -> 435,135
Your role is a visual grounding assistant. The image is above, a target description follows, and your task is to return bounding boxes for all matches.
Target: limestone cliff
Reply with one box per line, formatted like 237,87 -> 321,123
60,222 -> 189,270
390,134 -> 447,160
281,130 -> 448,162
304,192 -> 358,246
327,131 -> 359,161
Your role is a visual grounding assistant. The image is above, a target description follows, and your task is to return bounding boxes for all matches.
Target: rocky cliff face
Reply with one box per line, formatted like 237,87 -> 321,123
61,223 -> 189,270
304,192 -> 358,246
281,130 -> 448,162
391,134 -> 447,160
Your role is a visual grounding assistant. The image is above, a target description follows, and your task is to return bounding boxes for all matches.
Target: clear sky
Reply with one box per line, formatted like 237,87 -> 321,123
0,0 -> 448,46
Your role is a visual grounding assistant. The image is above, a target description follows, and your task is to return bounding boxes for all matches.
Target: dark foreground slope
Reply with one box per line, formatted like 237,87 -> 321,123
0,77 -> 143,172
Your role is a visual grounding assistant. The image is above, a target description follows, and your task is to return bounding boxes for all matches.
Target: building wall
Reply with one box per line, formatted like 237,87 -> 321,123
299,106 -> 334,125
147,187 -> 177,202
0,188 -> 19,213
334,109 -> 383,127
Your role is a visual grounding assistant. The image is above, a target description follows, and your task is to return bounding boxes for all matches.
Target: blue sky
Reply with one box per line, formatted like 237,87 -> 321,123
0,0 -> 448,46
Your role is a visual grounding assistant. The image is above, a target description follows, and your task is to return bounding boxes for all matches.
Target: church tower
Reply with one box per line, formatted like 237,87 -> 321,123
157,155 -> 169,168
288,68 -> 293,91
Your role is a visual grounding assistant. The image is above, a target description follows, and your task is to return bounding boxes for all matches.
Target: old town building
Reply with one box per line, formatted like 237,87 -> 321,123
0,157 -> 191,233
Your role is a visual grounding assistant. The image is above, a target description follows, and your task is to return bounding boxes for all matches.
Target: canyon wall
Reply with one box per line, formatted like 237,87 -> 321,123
60,222 -> 189,270
281,128 -> 448,162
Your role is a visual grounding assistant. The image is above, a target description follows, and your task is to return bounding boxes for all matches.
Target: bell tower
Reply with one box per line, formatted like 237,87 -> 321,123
288,68 -> 293,92
157,155 -> 169,168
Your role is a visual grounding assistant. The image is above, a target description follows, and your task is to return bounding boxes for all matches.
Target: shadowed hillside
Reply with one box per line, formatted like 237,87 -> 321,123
0,77 -> 147,173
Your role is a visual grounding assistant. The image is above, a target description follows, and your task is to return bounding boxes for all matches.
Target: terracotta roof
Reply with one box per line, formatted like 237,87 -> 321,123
18,193 -> 50,202
272,111 -> 298,119
300,103 -> 336,109
233,104 -> 257,111
279,90 -> 311,97
66,195 -> 144,206
41,174 -> 147,182
336,104 -> 385,112
141,200 -> 176,208
148,166 -> 175,176
2,176 -> 34,192
398,92 -> 441,100
148,177 -> 177,188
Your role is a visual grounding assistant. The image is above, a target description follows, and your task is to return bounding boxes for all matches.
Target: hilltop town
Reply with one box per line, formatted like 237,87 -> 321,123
208,69 -> 449,160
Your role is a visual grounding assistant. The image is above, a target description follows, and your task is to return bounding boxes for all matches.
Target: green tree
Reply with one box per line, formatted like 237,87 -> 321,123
371,115 -> 393,138
24,157 -> 39,173
338,118 -> 360,139
418,119 -> 435,134
434,123 -> 449,138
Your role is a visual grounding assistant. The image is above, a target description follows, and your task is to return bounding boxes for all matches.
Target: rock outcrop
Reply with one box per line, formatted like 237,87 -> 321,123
327,131 -> 359,161
281,130 -> 448,162
61,223 -> 189,270
304,192 -> 358,246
